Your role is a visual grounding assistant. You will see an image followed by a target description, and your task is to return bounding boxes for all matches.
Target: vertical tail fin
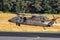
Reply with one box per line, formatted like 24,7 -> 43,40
47,19 -> 56,26
47,17 -> 59,26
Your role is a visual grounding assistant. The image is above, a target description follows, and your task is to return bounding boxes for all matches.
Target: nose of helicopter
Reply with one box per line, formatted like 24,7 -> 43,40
8,19 -> 12,22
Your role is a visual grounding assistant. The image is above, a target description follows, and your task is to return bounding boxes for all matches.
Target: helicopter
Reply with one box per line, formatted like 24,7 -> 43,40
8,13 -> 60,27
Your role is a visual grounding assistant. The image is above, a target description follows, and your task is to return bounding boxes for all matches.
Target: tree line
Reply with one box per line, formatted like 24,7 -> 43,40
0,0 -> 60,14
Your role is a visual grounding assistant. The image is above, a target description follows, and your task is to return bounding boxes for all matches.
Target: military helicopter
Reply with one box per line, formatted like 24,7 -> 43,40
8,13 -> 60,27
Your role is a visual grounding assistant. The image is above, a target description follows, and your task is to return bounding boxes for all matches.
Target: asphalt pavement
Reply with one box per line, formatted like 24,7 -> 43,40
0,32 -> 60,40
0,32 -> 60,37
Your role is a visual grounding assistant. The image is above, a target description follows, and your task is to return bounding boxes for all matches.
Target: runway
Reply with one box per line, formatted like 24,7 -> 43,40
0,32 -> 60,38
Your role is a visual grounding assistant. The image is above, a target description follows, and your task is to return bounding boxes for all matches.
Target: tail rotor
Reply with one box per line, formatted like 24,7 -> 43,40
52,15 -> 57,23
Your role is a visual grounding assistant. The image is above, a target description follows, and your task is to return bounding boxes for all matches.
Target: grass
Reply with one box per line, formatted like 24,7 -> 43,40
0,12 -> 60,32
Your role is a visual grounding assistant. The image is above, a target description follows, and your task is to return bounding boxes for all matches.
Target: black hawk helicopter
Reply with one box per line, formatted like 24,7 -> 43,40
8,13 -> 60,27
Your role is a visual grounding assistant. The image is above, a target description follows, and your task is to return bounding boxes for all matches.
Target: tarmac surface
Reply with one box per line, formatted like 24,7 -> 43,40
0,32 -> 60,40
0,32 -> 60,37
